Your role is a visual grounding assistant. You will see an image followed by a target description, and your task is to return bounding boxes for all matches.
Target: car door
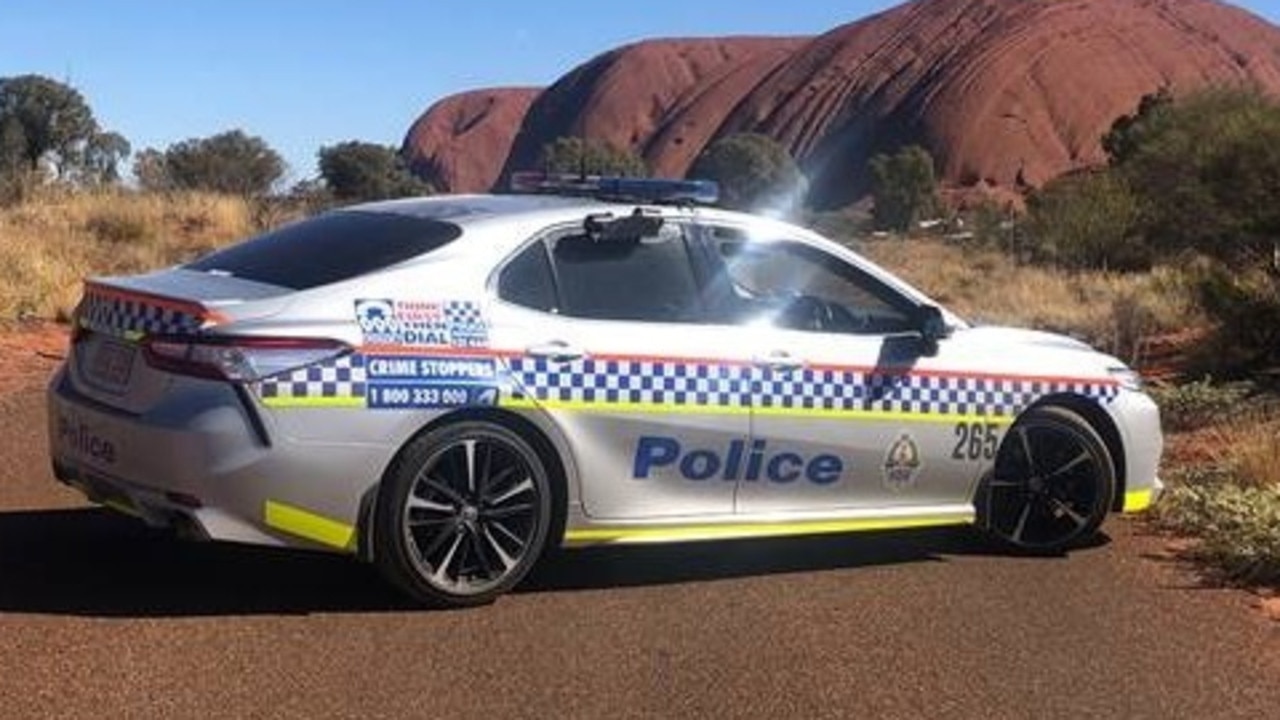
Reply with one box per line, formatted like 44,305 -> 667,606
488,219 -> 751,520
695,224 -> 978,515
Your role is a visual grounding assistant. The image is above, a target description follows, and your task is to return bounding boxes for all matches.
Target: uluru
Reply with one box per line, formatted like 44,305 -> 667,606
402,0 -> 1280,207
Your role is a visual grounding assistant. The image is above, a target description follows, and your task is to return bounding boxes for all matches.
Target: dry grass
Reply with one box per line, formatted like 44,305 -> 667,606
1198,412 -> 1280,489
857,238 -> 1196,362
0,188 -> 256,322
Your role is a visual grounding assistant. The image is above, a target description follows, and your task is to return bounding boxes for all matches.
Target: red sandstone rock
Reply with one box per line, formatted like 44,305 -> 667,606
401,87 -> 540,193
403,0 -> 1280,204
497,37 -> 806,184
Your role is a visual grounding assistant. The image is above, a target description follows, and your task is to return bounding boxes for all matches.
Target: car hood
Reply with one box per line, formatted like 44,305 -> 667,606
953,325 -> 1095,353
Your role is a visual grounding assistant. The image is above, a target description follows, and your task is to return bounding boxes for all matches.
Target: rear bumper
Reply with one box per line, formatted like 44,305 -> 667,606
47,365 -> 381,552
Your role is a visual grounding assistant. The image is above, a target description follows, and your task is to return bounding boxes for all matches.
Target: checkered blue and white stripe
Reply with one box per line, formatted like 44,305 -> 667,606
508,357 -> 1119,417
443,301 -> 484,328
78,291 -> 204,338
510,357 -> 755,407
258,355 -> 367,402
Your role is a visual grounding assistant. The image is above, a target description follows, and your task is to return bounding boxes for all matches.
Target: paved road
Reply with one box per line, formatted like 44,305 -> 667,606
1,375 -> 1277,719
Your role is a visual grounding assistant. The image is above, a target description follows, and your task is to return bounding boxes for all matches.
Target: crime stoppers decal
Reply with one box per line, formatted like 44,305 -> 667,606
364,355 -> 499,409
256,299 -> 500,408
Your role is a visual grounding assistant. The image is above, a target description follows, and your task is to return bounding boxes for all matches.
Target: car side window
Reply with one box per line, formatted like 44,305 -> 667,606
498,225 -> 705,323
498,241 -> 559,313
707,228 -> 913,334
530,224 -> 704,323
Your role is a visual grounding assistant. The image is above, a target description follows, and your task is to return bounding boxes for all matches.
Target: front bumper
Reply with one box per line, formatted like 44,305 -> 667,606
1109,389 -> 1164,513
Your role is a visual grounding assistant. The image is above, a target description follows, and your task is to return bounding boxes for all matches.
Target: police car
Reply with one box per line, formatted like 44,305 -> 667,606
47,174 -> 1163,607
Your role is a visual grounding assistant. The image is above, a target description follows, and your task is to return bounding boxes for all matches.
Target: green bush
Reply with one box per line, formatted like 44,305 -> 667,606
1152,483 -> 1280,585
868,145 -> 938,232
539,137 -> 647,177
1191,264 -> 1280,377
318,141 -> 431,202
1112,88 -> 1280,266
1024,170 -> 1147,270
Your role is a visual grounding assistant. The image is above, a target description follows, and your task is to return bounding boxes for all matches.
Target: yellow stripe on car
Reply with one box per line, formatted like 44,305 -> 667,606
1122,488 -> 1155,513
264,500 -> 356,551
563,512 -> 974,546
260,396 -> 367,409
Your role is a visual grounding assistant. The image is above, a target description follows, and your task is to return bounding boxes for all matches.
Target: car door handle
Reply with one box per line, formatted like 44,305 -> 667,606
755,351 -> 804,373
526,341 -> 586,364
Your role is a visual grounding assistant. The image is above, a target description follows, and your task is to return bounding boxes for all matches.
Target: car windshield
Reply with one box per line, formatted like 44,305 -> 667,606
185,210 -> 462,290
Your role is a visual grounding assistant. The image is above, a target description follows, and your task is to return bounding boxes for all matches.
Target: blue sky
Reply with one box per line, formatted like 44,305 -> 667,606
3,0 -> 1279,184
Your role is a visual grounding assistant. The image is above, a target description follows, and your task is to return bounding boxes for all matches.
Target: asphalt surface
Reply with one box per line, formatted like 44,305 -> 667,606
1,375 -> 1278,719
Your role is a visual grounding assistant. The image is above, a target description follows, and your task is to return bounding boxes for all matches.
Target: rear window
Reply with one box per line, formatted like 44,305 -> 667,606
185,211 -> 462,290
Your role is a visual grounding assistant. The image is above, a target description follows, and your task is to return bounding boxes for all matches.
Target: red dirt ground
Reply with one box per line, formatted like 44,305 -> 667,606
0,323 -> 68,397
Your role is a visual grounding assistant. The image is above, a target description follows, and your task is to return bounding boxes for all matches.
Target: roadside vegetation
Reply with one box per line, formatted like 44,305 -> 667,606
864,87 -> 1280,588
0,72 -> 1276,587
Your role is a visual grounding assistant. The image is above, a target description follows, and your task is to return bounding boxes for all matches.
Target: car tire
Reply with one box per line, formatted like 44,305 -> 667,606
977,405 -> 1115,554
373,420 -> 554,607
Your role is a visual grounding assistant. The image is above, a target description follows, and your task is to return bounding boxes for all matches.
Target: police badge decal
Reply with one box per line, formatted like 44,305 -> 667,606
883,433 -> 922,490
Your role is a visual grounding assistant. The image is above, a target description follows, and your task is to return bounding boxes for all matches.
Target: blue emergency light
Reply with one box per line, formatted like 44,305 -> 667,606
509,171 -> 719,206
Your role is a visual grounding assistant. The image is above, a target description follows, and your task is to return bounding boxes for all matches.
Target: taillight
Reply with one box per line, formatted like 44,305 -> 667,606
141,336 -> 350,382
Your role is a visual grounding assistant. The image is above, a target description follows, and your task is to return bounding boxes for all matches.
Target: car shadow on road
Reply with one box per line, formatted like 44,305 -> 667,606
524,525 -> 1108,593
0,507 -> 1108,618
0,507 -> 413,617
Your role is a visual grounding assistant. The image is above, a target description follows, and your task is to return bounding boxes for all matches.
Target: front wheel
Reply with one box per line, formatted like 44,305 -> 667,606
373,421 -> 554,607
978,406 -> 1115,553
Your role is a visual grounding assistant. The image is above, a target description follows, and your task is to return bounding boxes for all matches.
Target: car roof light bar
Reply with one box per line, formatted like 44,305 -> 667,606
509,171 -> 719,206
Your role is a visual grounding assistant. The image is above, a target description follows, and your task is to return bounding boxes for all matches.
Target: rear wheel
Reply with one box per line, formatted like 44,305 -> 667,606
978,406 -> 1115,553
374,421 -> 553,607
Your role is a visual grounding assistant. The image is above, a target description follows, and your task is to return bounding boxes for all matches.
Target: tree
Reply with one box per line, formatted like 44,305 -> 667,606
318,141 -> 432,201
1105,88 -> 1280,265
0,74 -> 99,178
80,131 -> 131,185
161,130 -> 285,196
688,133 -> 807,212
0,116 -> 24,177
868,145 -> 938,232
131,147 -> 171,192
538,137 -> 647,177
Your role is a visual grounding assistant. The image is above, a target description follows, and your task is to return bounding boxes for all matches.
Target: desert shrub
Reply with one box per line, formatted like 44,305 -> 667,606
690,133 -> 807,213
1148,377 -> 1250,431
1023,170 -> 1147,270
1154,403 -> 1280,586
1152,483 -> 1280,585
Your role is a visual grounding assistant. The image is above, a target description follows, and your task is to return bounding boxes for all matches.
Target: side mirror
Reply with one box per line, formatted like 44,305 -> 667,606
914,305 -> 948,355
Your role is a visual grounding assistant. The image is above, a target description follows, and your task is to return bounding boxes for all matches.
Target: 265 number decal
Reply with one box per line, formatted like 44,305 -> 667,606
952,422 -> 1000,461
